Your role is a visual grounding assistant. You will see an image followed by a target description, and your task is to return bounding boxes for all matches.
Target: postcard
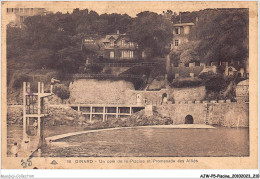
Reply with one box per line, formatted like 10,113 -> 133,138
1,1 -> 258,170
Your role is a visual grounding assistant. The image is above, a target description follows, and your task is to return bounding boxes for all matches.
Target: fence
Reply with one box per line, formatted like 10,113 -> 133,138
95,62 -> 165,67
72,73 -> 145,79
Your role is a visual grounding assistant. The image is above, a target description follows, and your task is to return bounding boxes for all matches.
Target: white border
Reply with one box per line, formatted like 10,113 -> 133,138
0,0 -> 259,178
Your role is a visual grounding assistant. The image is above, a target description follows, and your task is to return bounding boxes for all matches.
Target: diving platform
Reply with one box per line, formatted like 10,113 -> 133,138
21,82 -> 53,157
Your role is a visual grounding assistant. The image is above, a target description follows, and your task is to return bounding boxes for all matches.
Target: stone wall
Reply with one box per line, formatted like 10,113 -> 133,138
209,102 -> 249,127
126,89 -> 171,105
69,79 -> 135,104
156,103 -> 206,124
156,102 -> 249,127
69,79 -> 173,105
236,79 -> 249,102
171,86 -> 206,102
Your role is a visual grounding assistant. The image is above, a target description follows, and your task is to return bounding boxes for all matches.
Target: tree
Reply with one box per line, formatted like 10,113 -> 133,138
170,9 -> 248,69
196,9 -> 248,66
23,14 -> 71,50
55,46 -> 85,73
7,26 -> 30,59
128,11 -> 173,58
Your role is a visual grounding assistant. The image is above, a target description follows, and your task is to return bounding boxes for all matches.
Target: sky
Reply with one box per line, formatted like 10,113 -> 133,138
44,1 -> 210,17
3,1 -> 248,17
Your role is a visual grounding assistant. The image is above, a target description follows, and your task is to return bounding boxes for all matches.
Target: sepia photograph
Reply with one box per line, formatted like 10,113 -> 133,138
1,1 -> 258,171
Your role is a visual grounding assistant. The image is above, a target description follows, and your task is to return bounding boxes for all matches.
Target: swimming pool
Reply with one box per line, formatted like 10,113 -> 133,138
41,127 -> 249,157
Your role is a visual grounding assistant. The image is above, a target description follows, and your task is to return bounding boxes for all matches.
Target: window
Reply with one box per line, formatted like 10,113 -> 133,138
121,40 -> 125,46
174,40 -> 179,46
110,40 -> 114,47
175,28 -> 180,34
129,51 -> 133,58
110,51 -> 114,59
121,51 -> 128,58
20,16 -> 24,23
121,51 -> 133,59
129,42 -> 134,47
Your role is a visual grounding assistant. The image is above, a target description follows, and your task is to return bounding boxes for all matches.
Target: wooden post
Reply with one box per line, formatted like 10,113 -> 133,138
105,107 -> 108,121
130,107 -> 132,115
78,105 -> 80,111
103,107 -> 105,122
37,82 -> 41,137
116,107 -> 119,118
90,106 -> 92,121
27,82 -> 30,93
41,82 -> 44,93
23,82 -> 27,141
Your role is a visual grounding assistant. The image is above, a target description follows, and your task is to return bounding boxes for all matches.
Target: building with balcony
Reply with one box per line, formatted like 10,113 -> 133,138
102,30 -> 142,60
6,8 -> 50,27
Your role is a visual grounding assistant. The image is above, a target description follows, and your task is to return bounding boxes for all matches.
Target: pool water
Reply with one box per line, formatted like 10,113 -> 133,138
41,127 -> 249,157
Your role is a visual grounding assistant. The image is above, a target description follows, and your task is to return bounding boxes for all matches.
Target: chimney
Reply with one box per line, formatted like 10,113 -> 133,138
117,30 -> 120,34
179,12 -> 182,24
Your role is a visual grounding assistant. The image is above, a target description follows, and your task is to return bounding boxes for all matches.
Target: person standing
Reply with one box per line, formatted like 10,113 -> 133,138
50,77 -> 60,93
10,142 -> 18,157
33,119 -> 38,136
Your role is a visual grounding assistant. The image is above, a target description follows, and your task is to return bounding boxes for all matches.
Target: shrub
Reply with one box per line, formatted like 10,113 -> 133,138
205,76 -> 227,93
53,84 -> 70,102
198,73 -> 222,80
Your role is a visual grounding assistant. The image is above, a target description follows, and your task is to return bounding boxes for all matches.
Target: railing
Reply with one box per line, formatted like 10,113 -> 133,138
72,73 -> 145,79
104,45 -> 136,50
7,104 -> 23,107
25,105 -> 49,114
91,61 -> 165,67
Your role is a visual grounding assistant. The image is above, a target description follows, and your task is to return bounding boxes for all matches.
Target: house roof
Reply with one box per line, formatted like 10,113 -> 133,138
237,79 -> 249,86
228,66 -> 238,72
115,34 -> 131,43
103,33 -> 132,43
172,66 -> 204,77
231,63 -> 241,71
173,23 -> 195,27
103,34 -> 120,43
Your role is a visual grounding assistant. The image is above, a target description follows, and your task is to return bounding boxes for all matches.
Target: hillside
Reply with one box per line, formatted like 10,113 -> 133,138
6,8 -> 249,103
